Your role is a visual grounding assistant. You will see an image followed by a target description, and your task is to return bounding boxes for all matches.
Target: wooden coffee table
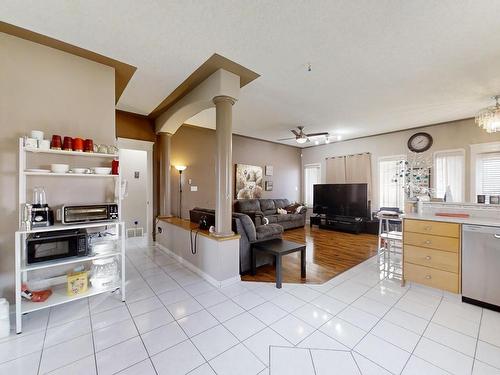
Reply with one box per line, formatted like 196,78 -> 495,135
251,239 -> 306,288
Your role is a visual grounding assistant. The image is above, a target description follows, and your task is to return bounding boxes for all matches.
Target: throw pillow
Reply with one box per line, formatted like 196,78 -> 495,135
285,203 -> 300,214
277,208 -> 287,215
295,205 -> 305,214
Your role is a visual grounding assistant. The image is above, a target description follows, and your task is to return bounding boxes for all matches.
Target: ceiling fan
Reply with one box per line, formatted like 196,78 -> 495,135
277,126 -> 329,144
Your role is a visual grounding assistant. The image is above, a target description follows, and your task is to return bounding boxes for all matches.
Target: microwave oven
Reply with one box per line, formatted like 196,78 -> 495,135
26,229 -> 88,264
61,203 -> 119,224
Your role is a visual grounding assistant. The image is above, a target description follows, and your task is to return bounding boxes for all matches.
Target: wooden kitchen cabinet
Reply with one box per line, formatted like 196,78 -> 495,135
403,219 -> 461,293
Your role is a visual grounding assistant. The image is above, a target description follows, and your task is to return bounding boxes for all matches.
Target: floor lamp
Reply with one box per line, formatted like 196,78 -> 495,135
175,165 -> 187,217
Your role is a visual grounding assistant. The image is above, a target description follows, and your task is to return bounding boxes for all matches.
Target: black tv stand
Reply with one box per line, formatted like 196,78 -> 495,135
319,216 -> 364,234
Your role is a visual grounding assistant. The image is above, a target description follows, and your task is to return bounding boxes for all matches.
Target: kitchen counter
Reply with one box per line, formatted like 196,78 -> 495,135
403,213 -> 500,227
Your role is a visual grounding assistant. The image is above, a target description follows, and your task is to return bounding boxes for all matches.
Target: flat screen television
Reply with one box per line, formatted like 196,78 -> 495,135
313,183 -> 369,218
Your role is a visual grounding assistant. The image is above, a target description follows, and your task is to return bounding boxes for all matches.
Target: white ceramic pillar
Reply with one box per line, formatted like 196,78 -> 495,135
158,132 -> 172,217
213,95 -> 236,236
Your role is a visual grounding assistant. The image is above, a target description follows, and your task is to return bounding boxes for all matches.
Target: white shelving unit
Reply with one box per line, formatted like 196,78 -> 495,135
15,138 -> 126,333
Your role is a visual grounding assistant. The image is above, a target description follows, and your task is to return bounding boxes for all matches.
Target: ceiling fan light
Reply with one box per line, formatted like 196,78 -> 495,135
314,140 -> 319,145
296,137 -> 307,144
325,137 -> 330,144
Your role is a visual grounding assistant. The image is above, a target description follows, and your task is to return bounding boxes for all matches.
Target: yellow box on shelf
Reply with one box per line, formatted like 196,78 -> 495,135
67,271 -> 88,296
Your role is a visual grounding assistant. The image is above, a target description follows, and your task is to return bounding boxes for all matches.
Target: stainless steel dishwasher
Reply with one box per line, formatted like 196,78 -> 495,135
462,224 -> 500,311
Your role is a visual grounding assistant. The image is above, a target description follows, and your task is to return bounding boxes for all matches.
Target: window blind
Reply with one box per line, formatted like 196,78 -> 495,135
477,152 -> 500,196
304,164 -> 321,207
434,150 -> 465,202
379,158 -> 405,210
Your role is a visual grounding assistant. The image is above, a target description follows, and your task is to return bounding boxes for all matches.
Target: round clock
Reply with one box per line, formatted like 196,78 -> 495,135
407,132 -> 433,153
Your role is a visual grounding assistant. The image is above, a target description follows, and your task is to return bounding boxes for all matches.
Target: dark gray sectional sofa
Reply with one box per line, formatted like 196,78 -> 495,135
234,198 -> 306,230
189,207 -> 283,273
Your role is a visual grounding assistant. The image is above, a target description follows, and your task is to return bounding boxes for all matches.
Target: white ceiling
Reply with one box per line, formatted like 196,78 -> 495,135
3,0 -> 500,147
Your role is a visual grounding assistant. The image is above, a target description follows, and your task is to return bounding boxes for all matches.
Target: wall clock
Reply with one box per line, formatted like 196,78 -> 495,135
407,132 -> 433,153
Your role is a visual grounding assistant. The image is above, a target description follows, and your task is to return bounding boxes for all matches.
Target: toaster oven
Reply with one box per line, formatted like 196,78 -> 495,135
61,203 -> 119,224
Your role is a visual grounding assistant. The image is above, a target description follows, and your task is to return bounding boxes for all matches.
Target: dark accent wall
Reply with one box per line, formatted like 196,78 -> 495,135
116,110 -> 156,142
170,125 -> 302,218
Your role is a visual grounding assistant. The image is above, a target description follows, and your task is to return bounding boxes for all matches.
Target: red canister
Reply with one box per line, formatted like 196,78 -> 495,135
73,138 -> 84,152
51,135 -> 62,150
84,139 -> 94,153
111,159 -> 119,175
63,136 -> 73,151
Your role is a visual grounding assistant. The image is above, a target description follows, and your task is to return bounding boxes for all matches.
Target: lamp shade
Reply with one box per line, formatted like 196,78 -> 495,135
175,165 -> 187,171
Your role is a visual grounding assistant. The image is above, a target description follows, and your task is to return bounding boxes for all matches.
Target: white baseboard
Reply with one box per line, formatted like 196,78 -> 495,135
155,242 -> 240,288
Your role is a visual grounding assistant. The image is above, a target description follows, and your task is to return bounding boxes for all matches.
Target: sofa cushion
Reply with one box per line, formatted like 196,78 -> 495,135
288,213 -> 304,221
256,224 -> 283,240
232,212 -> 257,242
259,199 -> 276,215
274,199 -> 290,210
276,214 -> 292,222
236,199 -> 261,213
265,215 -> 279,224
285,203 -> 300,214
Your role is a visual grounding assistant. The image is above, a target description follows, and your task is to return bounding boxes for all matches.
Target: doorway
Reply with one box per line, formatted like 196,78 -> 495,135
117,138 -> 153,238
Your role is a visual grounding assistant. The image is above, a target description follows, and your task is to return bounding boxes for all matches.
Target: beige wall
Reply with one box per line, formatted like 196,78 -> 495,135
302,118 -> 500,211
170,125 -> 302,218
0,33 -> 115,300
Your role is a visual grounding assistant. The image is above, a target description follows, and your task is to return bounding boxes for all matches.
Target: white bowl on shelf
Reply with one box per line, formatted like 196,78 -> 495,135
70,168 -> 90,174
50,164 -> 69,174
92,167 -> 112,175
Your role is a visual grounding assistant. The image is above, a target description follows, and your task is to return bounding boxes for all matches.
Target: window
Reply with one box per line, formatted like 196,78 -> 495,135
304,164 -> 321,207
378,156 -> 405,210
434,150 -> 465,202
476,152 -> 500,196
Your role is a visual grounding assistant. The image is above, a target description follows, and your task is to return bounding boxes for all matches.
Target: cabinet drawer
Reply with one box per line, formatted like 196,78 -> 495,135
404,232 -> 460,253
404,245 -> 458,273
404,219 -> 460,238
404,262 -> 459,293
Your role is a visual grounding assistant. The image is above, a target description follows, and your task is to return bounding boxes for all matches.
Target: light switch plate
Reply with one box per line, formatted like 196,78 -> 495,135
190,186 -> 198,192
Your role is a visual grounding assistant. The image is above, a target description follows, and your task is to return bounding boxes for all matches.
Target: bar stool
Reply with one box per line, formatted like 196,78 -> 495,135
377,212 -> 403,278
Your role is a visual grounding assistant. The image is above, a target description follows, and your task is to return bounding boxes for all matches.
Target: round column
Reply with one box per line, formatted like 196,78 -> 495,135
213,95 -> 236,237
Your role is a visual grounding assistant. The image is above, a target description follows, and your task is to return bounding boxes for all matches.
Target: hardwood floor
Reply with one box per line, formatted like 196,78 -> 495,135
241,226 -> 378,284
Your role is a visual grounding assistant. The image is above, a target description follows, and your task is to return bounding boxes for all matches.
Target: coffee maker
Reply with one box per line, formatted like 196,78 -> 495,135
26,187 -> 54,228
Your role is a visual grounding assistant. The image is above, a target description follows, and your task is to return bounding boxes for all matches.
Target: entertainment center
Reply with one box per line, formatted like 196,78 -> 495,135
311,183 -> 370,234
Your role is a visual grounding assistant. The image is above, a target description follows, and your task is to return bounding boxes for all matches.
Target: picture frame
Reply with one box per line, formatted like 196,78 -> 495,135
265,165 -> 273,176
265,180 -> 273,191
235,164 -> 263,198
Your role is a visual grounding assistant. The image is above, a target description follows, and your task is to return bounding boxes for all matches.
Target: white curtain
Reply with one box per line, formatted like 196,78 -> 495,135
434,150 -> 465,202
304,164 -> 321,207
326,157 -> 346,183
326,153 -> 372,200
346,153 -> 372,199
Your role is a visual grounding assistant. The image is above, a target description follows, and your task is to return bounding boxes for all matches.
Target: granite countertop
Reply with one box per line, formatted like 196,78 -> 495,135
403,213 -> 500,227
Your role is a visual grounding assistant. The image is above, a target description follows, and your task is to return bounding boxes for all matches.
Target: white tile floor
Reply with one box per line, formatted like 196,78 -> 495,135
2,237 -> 500,374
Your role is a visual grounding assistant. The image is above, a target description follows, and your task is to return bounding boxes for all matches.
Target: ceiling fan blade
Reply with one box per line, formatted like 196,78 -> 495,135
291,129 -> 300,137
306,132 -> 329,137
277,137 -> 297,141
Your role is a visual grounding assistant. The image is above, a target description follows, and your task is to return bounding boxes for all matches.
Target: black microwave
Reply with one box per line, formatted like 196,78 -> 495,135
26,229 -> 88,264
